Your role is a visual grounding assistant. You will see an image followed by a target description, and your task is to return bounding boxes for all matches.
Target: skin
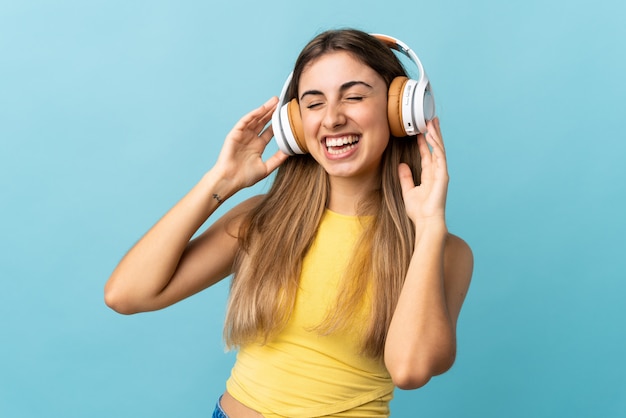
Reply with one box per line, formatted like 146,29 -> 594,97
386,114 -> 473,389
298,51 -> 391,214
104,51 -> 473,416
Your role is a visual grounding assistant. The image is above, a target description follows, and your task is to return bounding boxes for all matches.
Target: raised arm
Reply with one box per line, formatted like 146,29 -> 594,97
104,97 -> 288,314
384,118 -> 473,389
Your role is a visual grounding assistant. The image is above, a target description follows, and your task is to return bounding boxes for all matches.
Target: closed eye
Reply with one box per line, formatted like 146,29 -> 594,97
306,102 -> 324,109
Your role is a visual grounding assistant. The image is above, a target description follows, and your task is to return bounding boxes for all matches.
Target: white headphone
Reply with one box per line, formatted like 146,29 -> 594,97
272,33 -> 436,156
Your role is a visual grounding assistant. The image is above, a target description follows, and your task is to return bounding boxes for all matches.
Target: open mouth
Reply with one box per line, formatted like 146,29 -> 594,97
324,135 -> 360,155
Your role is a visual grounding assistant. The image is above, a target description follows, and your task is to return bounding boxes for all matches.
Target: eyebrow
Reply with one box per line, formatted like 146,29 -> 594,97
299,80 -> 373,101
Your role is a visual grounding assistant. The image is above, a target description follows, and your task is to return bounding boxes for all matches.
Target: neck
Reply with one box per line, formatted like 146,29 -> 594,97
327,173 -> 379,216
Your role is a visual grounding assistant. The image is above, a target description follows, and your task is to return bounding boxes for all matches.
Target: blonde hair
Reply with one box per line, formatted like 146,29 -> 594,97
224,29 -> 421,358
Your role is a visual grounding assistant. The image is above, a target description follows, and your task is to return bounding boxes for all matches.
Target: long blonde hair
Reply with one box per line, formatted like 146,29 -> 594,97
224,29 -> 421,358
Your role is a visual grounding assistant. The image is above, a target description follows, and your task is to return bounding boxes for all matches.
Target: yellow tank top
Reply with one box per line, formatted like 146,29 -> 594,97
226,210 -> 394,417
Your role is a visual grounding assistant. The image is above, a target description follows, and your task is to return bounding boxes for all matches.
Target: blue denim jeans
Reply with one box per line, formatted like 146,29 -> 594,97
212,396 -> 229,418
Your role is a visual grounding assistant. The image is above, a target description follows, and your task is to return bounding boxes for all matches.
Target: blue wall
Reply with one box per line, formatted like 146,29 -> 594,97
1,1 -> 624,416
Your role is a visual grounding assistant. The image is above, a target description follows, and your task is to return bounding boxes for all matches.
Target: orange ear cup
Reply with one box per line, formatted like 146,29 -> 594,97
287,98 -> 307,153
387,76 -> 408,137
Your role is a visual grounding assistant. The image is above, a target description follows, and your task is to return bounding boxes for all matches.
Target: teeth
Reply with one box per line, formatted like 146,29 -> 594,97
328,143 -> 356,155
325,135 -> 359,148
325,135 -> 359,155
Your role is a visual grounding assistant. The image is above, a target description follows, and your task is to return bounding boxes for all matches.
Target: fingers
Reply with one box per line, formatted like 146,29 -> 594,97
417,133 -> 431,163
257,123 -> 274,145
257,96 -> 279,126
424,117 -> 444,152
416,118 -> 449,184
235,97 -> 279,135
265,150 -> 289,173
397,162 -> 416,195
421,118 -> 448,168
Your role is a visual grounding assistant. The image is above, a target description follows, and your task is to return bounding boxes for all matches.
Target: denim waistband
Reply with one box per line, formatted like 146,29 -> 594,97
212,396 -> 228,418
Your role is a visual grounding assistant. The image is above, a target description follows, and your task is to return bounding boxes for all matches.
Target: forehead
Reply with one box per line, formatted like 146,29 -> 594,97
298,51 -> 383,89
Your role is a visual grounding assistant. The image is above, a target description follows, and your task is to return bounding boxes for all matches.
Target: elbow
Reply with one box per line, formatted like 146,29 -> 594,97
386,348 -> 456,390
390,369 -> 433,390
104,282 -> 139,315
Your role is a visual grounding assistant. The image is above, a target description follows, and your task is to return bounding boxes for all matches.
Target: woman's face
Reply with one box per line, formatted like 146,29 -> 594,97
298,51 -> 390,184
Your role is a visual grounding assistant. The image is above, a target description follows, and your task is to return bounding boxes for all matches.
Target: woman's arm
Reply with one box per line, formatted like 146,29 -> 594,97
384,227 -> 473,389
384,118 -> 473,389
104,97 -> 288,314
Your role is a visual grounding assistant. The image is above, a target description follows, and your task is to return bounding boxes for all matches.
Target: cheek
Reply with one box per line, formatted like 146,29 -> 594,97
368,107 -> 391,137
301,113 -> 321,142
364,96 -> 390,129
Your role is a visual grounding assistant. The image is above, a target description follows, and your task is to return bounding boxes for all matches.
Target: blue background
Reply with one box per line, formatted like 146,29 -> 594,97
1,1 -> 624,417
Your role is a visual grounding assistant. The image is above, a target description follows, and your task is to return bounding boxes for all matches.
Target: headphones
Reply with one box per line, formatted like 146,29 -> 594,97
272,33 -> 436,155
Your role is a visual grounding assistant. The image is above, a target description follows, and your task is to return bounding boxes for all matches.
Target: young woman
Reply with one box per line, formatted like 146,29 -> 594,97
105,29 -> 473,418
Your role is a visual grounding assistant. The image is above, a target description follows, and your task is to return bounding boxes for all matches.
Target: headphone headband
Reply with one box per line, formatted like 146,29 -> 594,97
370,33 -> 428,86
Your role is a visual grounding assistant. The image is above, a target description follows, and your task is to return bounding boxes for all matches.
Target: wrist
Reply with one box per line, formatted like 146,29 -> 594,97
199,167 -> 241,204
414,217 -> 448,238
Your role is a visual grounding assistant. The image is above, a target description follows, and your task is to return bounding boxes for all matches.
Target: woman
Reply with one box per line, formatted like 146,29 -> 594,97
105,29 -> 473,417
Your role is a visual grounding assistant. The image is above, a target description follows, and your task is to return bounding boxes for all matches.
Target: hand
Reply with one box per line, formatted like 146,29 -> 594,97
398,117 -> 449,226
214,97 -> 289,191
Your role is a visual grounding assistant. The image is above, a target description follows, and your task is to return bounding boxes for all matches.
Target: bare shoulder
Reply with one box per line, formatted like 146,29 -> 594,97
213,194 -> 265,238
180,194 -> 265,286
227,194 -> 265,215
445,234 -> 473,267
187,194 -> 265,259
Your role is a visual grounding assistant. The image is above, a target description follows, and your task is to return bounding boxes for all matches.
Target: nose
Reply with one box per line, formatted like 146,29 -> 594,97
322,102 -> 346,129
